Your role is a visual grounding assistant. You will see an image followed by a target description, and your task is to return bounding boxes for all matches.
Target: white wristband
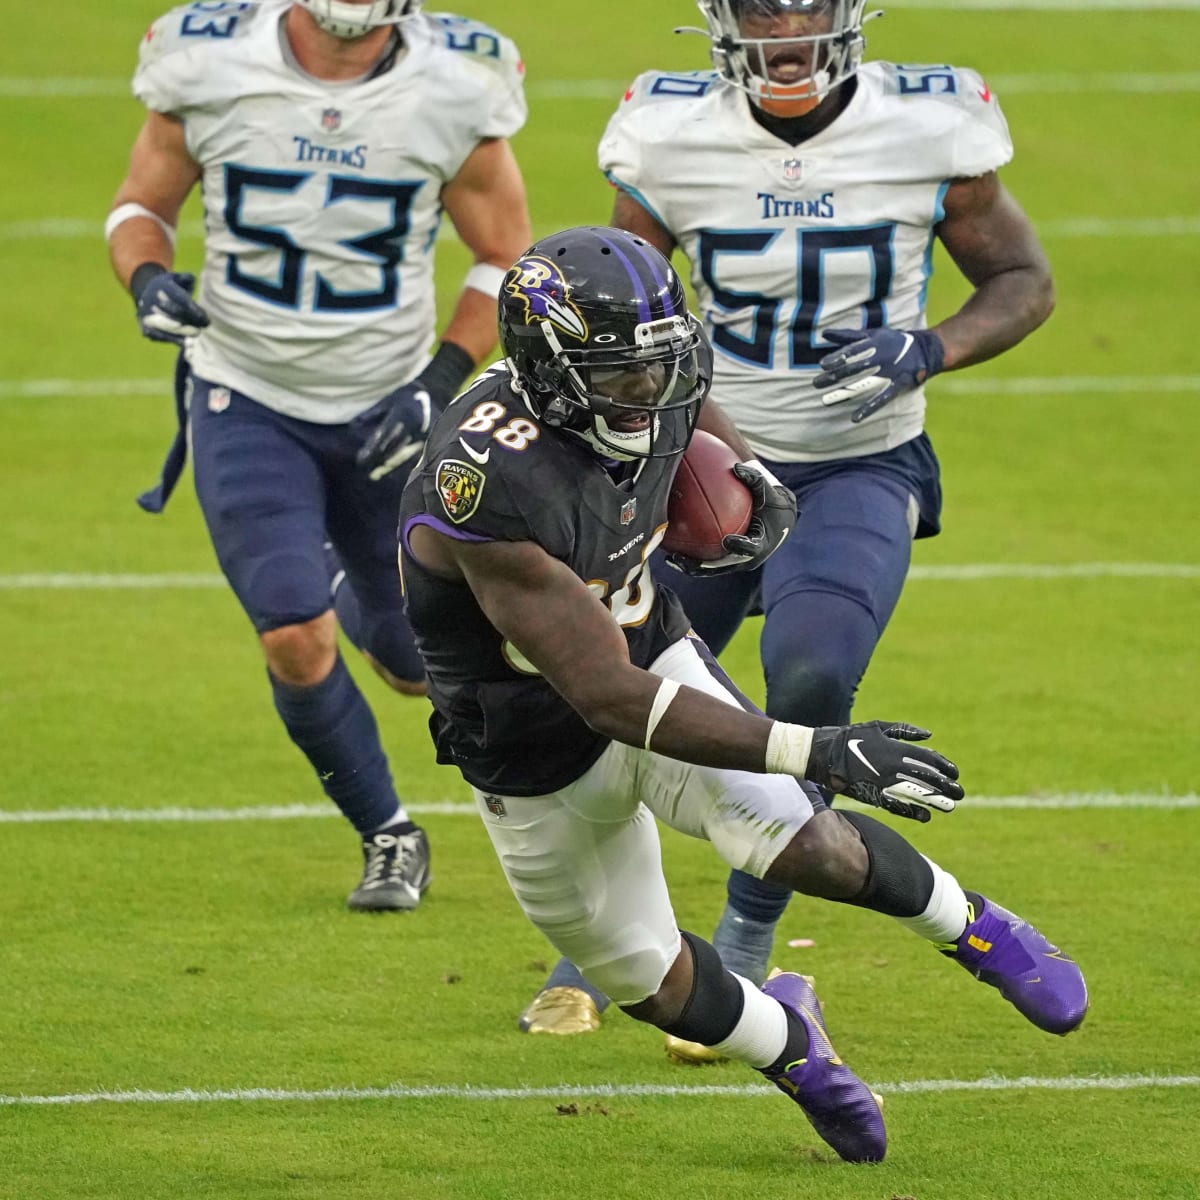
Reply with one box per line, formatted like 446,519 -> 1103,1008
645,679 -> 681,750
764,721 -> 815,777
104,202 -> 177,246
463,262 -> 508,298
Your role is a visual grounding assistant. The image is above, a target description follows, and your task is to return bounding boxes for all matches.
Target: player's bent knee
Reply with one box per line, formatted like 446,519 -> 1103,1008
359,611 -> 425,688
766,657 -> 859,725
364,652 -> 427,696
260,612 -> 338,686
766,809 -> 868,899
582,945 -> 674,1008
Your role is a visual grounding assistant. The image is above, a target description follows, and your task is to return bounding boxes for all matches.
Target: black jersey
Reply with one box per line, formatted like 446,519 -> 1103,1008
399,366 -> 692,796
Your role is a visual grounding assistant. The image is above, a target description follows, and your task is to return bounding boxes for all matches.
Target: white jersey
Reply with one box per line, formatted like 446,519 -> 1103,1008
600,62 -> 1013,462
134,2 -> 526,423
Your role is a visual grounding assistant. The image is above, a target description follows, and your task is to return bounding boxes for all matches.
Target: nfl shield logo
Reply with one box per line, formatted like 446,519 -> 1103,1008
781,158 -> 805,183
620,498 -> 637,526
207,386 -> 231,414
484,795 -> 507,818
321,108 -> 342,132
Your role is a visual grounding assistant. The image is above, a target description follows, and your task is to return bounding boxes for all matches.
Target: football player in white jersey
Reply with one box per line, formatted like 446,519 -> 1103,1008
105,0 -> 532,911
520,0 -> 1056,1050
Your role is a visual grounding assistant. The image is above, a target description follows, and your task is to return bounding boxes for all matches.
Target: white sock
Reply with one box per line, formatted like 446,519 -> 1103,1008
894,857 -> 971,944
709,975 -> 788,1069
366,806 -> 408,834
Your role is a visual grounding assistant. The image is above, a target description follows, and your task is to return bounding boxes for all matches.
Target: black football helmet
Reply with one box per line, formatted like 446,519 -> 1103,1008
498,227 -> 711,461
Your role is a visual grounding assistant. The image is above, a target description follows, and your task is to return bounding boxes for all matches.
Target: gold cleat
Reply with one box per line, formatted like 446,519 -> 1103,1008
664,1035 -> 727,1065
517,986 -> 602,1035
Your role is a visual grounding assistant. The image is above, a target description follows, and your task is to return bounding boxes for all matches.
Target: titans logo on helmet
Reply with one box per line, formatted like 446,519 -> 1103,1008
502,257 -> 589,342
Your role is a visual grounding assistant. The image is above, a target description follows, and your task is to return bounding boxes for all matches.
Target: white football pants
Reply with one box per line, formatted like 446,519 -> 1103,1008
473,635 -> 815,1005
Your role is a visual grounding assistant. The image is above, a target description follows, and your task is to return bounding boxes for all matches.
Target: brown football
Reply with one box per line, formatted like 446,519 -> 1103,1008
663,431 -> 754,561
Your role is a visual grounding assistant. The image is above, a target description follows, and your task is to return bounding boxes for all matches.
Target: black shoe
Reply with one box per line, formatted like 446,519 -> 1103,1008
347,824 -> 431,912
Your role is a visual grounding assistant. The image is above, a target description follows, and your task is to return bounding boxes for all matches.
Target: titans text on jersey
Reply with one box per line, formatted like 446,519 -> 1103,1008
135,2 -> 526,423
600,61 -> 1012,461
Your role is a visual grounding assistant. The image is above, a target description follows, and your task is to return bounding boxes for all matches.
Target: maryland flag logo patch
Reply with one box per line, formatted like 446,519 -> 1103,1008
437,459 -> 485,524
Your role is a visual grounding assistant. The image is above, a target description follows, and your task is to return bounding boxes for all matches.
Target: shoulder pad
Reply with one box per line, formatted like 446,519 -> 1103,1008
136,2 -> 266,111
425,378 -> 554,539
139,2 -> 263,67
880,62 -> 992,110
618,70 -> 721,111
424,13 -> 524,89
876,61 -> 1012,176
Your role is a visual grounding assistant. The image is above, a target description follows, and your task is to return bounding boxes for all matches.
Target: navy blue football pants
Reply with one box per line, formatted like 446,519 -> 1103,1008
653,435 -> 943,927
189,376 -> 423,683
655,434 -> 942,723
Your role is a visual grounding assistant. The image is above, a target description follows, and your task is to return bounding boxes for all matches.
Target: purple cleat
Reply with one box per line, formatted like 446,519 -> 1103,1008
944,897 -> 1088,1036
760,971 -> 887,1164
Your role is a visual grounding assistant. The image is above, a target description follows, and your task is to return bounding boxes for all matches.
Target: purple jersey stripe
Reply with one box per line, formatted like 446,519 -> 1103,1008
401,513 -> 493,557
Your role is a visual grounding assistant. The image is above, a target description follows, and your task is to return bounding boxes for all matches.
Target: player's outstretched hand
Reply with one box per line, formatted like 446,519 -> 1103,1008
352,381 -> 433,482
806,720 -> 963,823
666,461 -> 796,577
814,327 -> 945,423
134,269 -> 210,346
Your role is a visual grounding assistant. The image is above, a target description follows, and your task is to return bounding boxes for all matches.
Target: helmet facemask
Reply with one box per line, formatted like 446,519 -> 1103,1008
691,0 -> 878,106
527,315 -> 707,462
295,0 -> 422,40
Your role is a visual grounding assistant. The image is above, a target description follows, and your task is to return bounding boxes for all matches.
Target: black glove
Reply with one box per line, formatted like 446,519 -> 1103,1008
666,459 -> 796,577
813,327 -> 945,423
352,341 -> 475,482
132,264 -> 210,346
352,380 -> 433,481
806,720 -> 963,823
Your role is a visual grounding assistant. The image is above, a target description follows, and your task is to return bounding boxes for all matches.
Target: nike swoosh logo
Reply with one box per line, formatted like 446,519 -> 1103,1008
892,332 -> 914,364
459,438 -> 490,465
979,84 -> 992,102
847,738 -> 879,776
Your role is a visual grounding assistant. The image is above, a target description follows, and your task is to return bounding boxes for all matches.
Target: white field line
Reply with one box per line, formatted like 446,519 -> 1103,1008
3,1073 -> 1198,1108
0,573 -> 228,589
1,564 -> 1197,592
1039,216 -> 1200,237
910,563 -> 1200,579
4,375 -> 1200,402
528,73 -> 1200,100
6,69 -> 1200,103
940,374 -> 1200,394
1,794 -> 1196,824
0,378 -> 171,397
6,214 -> 1200,242
888,0 -> 1200,7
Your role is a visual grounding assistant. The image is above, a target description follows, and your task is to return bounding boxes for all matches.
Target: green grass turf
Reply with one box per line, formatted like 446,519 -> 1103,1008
2,2 -> 1199,1197
1,812 -> 1198,1199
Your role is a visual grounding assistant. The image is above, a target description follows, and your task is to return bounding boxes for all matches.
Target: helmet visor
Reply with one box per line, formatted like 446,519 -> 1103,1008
550,316 -> 708,458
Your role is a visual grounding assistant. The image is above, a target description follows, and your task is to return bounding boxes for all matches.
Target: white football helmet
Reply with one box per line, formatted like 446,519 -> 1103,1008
294,0 -> 422,40
687,1 -> 880,105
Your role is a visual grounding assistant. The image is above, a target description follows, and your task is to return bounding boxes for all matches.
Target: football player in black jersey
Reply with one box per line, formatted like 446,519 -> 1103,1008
398,227 -> 1086,1163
